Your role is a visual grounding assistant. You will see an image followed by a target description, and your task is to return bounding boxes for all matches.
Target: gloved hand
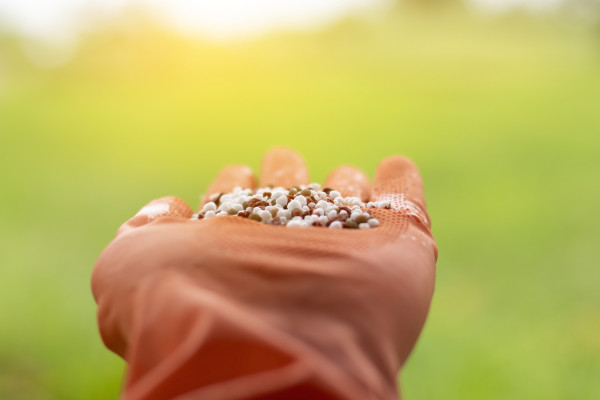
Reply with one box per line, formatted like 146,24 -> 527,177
92,148 -> 437,400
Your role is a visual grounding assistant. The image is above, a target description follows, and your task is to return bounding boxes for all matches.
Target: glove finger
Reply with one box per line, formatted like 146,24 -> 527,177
259,147 -> 309,188
372,156 -> 431,229
201,165 -> 255,209
323,165 -> 371,202
117,196 -> 193,237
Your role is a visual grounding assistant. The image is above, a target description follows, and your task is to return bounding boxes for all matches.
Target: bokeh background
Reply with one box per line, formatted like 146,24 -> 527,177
1,0 -> 599,398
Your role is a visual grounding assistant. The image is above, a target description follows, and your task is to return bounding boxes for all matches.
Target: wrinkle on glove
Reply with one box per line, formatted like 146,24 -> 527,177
92,154 -> 437,400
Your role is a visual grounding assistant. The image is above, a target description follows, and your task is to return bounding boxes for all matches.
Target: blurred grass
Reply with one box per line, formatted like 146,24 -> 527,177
1,7 -> 599,400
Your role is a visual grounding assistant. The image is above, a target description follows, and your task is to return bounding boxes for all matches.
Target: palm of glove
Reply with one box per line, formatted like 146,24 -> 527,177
92,149 -> 437,400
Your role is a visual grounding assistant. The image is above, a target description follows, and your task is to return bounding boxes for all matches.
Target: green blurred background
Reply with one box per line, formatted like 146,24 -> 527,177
1,0 -> 599,398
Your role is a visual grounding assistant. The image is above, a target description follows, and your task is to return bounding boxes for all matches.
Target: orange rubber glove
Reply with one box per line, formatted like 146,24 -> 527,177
92,148 -> 437,400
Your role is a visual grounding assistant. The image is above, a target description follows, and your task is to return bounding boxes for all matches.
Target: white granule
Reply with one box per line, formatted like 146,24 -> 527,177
287,200 -> 301,211
276,196 -> 288,207
203,202 -> 217,212
197,183 -> 389,229
204,210 -> 216,219
329,221 -> 343,229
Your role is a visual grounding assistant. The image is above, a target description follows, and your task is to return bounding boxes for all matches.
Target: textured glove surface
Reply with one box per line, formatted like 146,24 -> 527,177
92,149 -> 437,400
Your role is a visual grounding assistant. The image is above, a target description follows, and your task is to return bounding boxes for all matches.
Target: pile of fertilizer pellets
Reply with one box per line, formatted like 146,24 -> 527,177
196,183 -> 390,229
